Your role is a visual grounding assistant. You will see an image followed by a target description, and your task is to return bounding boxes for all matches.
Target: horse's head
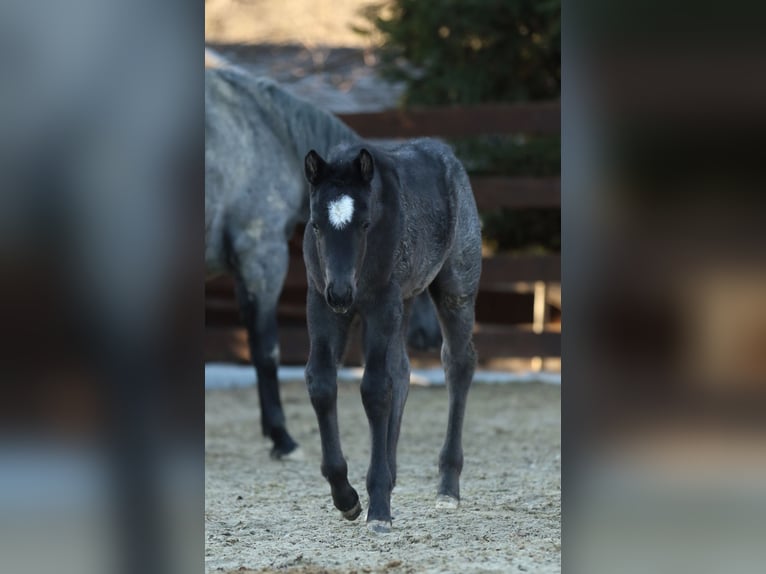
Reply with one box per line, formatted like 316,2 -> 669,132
304,147 -> 374,314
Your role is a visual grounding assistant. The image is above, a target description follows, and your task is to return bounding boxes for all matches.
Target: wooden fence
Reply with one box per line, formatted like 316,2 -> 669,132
206,101 -> 561,366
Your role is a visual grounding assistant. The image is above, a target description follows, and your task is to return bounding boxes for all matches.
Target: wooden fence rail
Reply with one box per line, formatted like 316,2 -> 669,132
472,176 -> 560,210
337,101 -> 560,139
206,102 -> 561,365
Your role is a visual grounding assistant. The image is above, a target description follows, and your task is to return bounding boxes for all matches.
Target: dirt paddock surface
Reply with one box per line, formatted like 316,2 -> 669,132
206,379 -> 561,573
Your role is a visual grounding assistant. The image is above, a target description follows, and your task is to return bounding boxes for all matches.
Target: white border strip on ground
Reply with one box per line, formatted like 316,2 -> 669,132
205,363 -> 560,390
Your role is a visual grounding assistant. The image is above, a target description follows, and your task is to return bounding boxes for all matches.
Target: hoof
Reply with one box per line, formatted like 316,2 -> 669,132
367,520 -> 392,534
270,445 -> 303,461
341,499 -> 362,521
435,494 -> 459,510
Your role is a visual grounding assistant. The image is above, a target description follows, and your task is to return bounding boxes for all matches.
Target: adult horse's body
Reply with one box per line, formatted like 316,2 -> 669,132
302,140 -> 482,531
205,63 -> 441,458
206,66 -> 359,457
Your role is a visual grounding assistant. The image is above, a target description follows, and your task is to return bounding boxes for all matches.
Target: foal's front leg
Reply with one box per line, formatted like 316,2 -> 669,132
305,288 -> 360,520
361,290 -> 403,532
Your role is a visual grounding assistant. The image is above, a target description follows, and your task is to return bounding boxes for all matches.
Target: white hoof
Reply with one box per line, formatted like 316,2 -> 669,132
341,500 -> 362,521
435,494 -> 459,510
367,520 -> 392,533
277,446 -> 305,462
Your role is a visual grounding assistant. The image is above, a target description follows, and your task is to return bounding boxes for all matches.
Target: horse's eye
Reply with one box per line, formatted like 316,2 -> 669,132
361,221 -> 371,230
312,222 -> 320,233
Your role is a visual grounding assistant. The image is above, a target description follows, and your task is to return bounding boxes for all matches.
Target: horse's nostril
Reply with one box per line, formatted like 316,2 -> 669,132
325,282 -> 354,310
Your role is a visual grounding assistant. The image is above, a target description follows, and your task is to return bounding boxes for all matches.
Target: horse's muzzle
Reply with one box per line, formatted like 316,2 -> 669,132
325,282 -> 355,314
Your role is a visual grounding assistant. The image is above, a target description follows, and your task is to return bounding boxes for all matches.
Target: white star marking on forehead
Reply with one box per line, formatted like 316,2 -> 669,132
327,195 -> 354,229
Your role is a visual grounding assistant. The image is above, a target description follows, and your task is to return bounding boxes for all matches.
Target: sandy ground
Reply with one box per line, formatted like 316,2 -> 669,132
205,0 -> 404,113
205,379 -> 561,573
205,0 -> 382,48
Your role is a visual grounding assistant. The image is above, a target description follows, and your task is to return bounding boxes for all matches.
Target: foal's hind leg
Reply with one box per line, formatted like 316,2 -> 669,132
429,274 -> 478,509
235,241 -> 298,459
387,299 -> 412,489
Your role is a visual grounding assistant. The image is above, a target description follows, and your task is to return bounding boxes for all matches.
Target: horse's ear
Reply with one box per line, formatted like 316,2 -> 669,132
356,148 -> 374,184
305,150 -> 326,187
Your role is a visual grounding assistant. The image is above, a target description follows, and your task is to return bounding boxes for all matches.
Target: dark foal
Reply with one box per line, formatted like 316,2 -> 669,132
302,141 -> 482,532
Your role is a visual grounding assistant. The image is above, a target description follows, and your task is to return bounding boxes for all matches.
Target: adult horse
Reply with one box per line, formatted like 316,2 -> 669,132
302,141 -> 482,531
205,59 -> 440,458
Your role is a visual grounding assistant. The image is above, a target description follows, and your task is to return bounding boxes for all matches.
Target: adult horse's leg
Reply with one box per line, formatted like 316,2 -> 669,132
407,291 -> 442,351
429,269 -> 478,509
387,299 -> 412,489
235,241 -> 298,459
305,288 -> 360,520
361,287 -> 403,532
